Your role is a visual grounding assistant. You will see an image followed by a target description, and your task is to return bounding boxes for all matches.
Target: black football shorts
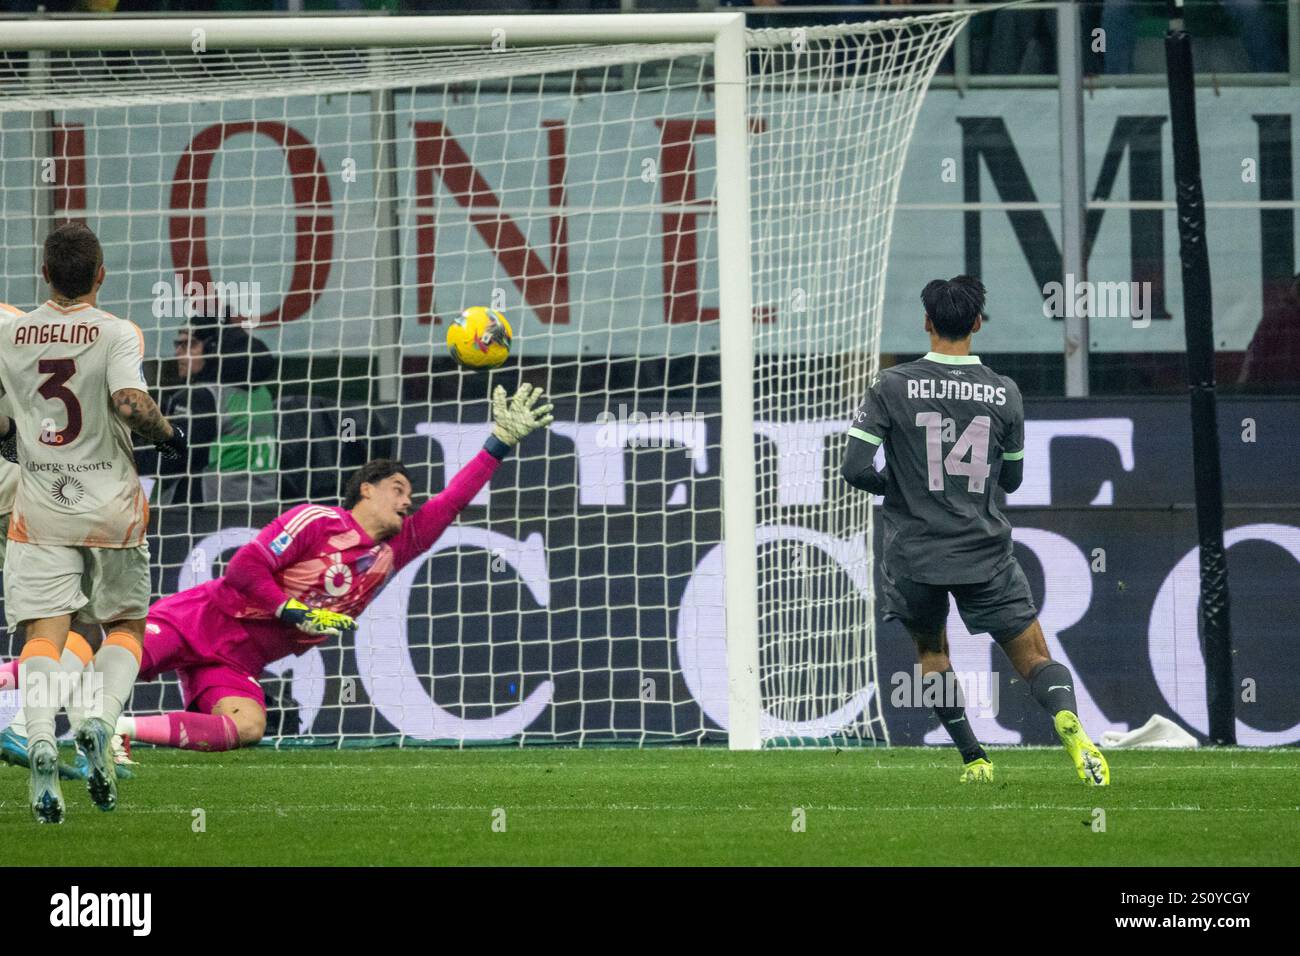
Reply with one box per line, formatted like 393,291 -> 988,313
879,557 -> 1038,645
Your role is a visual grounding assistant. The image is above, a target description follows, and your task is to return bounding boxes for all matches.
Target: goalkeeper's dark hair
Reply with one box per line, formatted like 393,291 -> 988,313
343,459 -> 409,509
43,222 -> 103,299
920,275 -> 986,341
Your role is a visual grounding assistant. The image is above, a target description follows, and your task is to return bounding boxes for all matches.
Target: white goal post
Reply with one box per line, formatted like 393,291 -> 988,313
0,12 -> 970,750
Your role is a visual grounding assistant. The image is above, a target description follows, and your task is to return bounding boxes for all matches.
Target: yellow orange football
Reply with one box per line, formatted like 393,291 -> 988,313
446,307 -> 512,370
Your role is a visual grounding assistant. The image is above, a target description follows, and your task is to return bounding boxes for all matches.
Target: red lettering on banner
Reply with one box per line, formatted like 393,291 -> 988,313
169,122 -> 332,325
52,125 -> 86,222
656,119 -> 717,325
655,118 -> 768,325
542,120 -> 570,320
412,121 -> 570,326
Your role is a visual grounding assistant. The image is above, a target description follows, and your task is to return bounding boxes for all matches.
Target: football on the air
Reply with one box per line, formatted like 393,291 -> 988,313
446,306 -> 512,370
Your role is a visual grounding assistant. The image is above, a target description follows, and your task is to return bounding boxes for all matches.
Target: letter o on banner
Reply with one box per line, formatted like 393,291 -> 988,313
677,524 -> 874,739
169,122 -> 333,325
355,528 -> 554,740
1150,522 -> 1300,745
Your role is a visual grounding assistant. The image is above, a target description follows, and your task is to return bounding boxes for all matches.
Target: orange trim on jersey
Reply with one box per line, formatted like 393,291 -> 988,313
104,630 -> 142,663
0,302 -> 24,316
43,300 -> 91,314
19,638 -> 61,662
115,485 -> 148,546
13,512 -> 144,549
118,514 -> 139,547
64,631 -> 94,666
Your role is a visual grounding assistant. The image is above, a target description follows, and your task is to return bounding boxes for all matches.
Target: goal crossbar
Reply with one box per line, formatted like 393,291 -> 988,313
0,15 -> 746,50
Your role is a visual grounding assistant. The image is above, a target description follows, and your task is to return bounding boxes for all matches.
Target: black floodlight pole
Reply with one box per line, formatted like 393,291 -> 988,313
1164,0 -> 1235,744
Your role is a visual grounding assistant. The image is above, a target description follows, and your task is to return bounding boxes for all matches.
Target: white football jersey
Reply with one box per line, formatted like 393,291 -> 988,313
0,300 -> 149,547
0,460 -> 17,519
0,304 -> 22,517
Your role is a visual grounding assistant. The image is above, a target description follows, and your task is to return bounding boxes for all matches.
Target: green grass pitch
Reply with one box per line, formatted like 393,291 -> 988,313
3,747 -> 1297,865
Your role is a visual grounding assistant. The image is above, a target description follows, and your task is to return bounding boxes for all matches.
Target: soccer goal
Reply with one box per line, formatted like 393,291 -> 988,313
0,11 -> 969,749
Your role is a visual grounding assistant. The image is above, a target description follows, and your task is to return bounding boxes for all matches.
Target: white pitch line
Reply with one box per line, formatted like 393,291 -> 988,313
118,760 -> 1300,773
8,803 -> 1293,816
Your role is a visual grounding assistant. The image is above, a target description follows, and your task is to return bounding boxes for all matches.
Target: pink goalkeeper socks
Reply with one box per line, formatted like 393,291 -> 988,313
131,712 -> 240,752
0,659 -> 17,691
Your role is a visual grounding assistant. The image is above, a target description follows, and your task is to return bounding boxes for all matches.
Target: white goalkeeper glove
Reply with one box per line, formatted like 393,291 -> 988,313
491,382 -> 555,446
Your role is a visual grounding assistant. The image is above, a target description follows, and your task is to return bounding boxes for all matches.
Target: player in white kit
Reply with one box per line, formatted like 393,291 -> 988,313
0,301 -> 130,783
0,225 -> 186,822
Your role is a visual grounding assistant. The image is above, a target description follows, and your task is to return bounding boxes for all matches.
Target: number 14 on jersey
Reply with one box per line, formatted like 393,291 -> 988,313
915,412 -> 992,494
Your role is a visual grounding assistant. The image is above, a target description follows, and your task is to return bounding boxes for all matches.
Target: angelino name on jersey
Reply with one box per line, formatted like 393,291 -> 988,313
906,379 -> 1008,405
14,323 -> 100,346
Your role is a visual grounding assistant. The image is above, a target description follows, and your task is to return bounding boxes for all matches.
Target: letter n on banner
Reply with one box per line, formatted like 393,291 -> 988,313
411,121 -> 570,326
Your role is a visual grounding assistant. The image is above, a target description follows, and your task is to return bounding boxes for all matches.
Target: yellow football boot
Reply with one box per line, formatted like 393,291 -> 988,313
1054,711 -> 1110,785
959,756 -> 994,783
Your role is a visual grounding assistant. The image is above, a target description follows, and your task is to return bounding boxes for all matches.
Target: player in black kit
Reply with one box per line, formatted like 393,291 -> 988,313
841,275 -> 1109,785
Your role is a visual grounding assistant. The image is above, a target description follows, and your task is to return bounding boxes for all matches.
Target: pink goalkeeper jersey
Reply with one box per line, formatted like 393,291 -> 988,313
156,449 -> 500,672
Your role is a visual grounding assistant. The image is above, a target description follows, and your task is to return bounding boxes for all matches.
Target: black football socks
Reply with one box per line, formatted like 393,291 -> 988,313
1028,659 -> 1078,716
929,667 -> 987,764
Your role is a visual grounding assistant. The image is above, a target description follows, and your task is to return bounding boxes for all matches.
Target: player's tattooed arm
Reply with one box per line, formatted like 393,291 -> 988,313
0,414 -> 15,464
112,388 -> 173,444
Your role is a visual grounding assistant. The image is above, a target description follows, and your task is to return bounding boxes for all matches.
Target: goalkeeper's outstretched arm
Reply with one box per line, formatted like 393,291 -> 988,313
391,382 -> 555,567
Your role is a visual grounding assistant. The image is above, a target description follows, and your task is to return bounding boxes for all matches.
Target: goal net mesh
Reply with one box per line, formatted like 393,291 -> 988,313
0,13 -> 968,747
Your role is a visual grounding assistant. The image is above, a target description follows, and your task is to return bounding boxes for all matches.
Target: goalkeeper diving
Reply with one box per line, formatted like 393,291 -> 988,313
1,383 -> 552,755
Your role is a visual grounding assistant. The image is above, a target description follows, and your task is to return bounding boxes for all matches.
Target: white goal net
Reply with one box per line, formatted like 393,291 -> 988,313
0,12 -> 968,748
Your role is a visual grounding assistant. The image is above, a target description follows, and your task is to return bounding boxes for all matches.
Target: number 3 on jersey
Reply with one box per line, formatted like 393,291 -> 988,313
37,358 -> 82,446
915,412 -> 991,493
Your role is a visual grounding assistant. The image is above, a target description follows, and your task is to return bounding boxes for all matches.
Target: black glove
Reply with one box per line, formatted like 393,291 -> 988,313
0,420 -> 16,465
155,423 -> 188,462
